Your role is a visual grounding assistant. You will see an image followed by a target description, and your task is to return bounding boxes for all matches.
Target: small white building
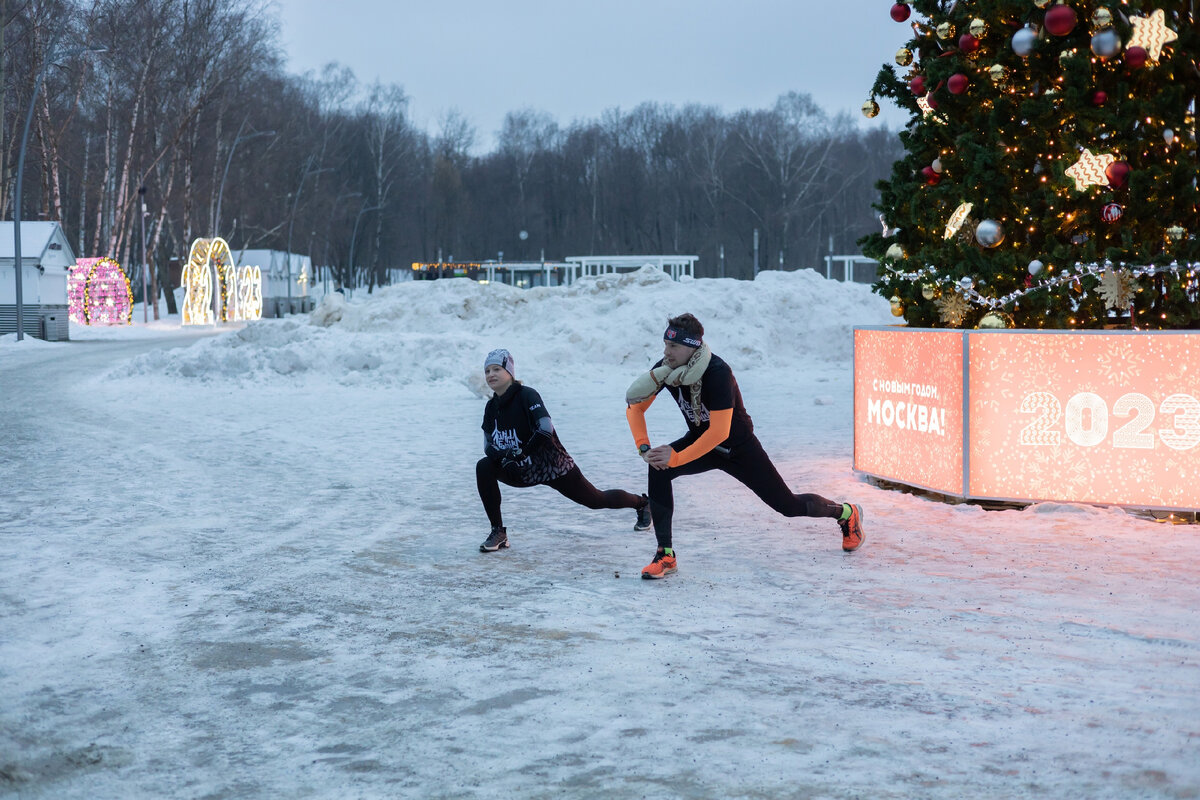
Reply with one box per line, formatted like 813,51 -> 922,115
565,255 -> 697,282
0,221 -> 75,340
232,249 -> 313,316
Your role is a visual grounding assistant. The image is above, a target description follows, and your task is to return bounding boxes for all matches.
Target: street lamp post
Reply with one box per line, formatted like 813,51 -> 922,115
214,119 -> 275,238
347,204 -> 383,294
283,157 -> 333,314
11,41 -> 105,341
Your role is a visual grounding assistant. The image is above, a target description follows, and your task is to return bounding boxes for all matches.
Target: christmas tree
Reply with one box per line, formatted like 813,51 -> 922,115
859,0 -> 1199,329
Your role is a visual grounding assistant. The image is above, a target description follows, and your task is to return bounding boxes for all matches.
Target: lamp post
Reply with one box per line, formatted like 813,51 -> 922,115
214,119 -> 275,238
347,204 -> 382,294
283,157 -> 333,314
11,41 -> 105,341
138,186 -> 147,322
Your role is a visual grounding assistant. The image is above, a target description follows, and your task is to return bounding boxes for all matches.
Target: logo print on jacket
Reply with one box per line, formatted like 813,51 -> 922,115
675,396 -> 710,425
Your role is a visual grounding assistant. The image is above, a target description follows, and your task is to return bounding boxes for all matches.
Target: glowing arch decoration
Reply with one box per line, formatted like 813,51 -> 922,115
68,257 -> 133,325
182,238 -> 263,324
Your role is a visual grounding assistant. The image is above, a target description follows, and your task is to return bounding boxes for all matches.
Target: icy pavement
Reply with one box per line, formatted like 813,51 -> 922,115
1,270 -> 1197,799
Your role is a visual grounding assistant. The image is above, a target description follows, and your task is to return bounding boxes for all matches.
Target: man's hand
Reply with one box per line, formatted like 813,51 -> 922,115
645,445 -> 673,470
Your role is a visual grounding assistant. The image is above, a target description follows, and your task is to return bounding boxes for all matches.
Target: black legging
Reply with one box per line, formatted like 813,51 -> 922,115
476,458 -> 643,528
646,435 -> 842,549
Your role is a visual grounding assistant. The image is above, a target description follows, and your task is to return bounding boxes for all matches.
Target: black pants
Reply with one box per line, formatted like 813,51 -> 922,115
646,435 -> 841,549
476,458 -> 643,529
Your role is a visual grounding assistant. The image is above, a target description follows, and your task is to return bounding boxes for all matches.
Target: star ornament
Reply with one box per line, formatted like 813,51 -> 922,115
1065,149 -> 1116,191
1128,9 -> 1178,62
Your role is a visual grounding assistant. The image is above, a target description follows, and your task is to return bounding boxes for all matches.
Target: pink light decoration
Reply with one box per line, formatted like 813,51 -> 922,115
68,257 -> 133,325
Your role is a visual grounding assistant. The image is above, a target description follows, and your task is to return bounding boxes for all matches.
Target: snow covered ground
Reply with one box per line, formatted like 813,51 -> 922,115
1,267 -> 1197,799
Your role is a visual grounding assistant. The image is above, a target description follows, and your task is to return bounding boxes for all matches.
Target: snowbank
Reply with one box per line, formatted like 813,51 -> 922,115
115,267 -> 894,386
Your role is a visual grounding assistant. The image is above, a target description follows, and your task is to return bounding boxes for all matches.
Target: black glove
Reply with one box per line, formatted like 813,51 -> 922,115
499,447 -> 524,469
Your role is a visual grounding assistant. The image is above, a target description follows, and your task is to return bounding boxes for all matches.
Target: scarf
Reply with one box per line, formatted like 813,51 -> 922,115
625,342 -> 712,419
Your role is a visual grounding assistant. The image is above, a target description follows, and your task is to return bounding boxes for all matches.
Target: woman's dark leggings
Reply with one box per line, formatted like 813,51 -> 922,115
476,459 -> 643,528
646,436 -> 842,549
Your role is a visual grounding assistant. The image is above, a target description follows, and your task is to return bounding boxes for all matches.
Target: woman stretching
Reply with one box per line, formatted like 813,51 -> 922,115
477,348 -> 652,551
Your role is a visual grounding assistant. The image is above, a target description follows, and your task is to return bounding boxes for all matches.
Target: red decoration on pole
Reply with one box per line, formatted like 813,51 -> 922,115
948,73 -> 970,94
1044,5 -> 1078,36
890,2 -> 911,22
1125,46 -> 1148,69
1105,161 -> 1131,189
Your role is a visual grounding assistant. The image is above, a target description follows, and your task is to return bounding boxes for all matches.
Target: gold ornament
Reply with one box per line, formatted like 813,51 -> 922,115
989,64 -> 1008,84
1166,225 -> 1187,241
885,243 -> 906,261
936,292 -> 971,326
1097,267 -> 1135,309
969,18 -> 987,37
977,311 -> 1014,329
921,284 -> 937,300
1033,0 -> 1051,7
890,295 -> 905,317
896,47 -> 914,66
937,21 -> 956,40
861,99 -> 880,118
1091,7 -> 1113,29
1128,8 -> 1179,62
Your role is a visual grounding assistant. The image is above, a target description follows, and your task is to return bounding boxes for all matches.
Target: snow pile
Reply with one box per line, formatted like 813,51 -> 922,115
116,267 -> 894,385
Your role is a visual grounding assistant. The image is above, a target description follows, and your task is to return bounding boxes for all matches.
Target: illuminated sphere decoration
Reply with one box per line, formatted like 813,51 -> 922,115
921,283 -> 936,300
975,219 -> 1006,248
890,3 -> 911,23
1012,27 -> 1037,56
890,295 -> 905,316
896,47 -> 913,66
1028,259 -> 1045,276
936,22 -> 955,40
1092,7 -> 1114,28
989,64 -> 1009,84
1044,5 -> 1078,36
68,257 -> 133,326
885,243 -> 906,261
1090,29 -> 1121,57
862,99 -> 881,118
948,73 -> 969,95
958,34 -> 981,54
969,18 -> 987,37
977,311 -> 1014,329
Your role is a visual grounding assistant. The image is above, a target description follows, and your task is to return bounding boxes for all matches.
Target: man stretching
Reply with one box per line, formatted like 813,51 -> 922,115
625,313 -> 865,579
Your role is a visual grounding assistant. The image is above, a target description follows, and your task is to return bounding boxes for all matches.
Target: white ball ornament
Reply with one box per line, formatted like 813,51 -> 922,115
1028,259 -> 1044,276
1090,29 -> 1121,58
931,158 -> 944,174
1012,27 -> 1037,57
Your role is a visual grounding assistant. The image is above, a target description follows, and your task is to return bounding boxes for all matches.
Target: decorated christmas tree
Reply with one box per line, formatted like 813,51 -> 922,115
859,0 -> 1199,329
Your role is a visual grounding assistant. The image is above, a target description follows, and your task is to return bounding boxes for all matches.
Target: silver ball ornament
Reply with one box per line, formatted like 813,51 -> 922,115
974,219 -> 1006,248
1090,29 -> 1121,58
959,276 -> 975,290
1012,27 -> 1037,57
1028,259 -> 1044,276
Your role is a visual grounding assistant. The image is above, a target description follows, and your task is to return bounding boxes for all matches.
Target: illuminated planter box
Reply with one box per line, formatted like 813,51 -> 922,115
854,327 -> 1200,512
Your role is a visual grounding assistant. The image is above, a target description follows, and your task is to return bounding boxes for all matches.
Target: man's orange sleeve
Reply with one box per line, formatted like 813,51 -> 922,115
667,408 -> 733,467
625,396 -> 655,449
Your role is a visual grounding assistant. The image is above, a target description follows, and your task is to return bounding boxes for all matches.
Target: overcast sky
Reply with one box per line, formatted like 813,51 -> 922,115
271,0 -> 912,153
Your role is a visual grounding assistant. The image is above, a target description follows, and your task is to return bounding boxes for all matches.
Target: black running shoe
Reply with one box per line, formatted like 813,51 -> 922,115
634,496 -> 653,531
480,526 -> 509,552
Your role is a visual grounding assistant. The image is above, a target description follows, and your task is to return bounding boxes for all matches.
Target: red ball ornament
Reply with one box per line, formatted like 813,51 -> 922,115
910,75 -> 926,95
947,73 -> 970,94
1090,90 -> 1108,106
1044,5 -> 1078,36
958,33 -> 981,53
1102,203 -> 1123,223
1105,160 -> 1131,189
1126,46 -> 1148,69
925,91 -> 940,110
890,3 -> 911,22
921,166 -> 942,185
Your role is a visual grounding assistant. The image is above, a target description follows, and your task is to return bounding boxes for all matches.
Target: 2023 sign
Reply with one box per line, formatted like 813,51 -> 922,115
1019,391 -> 1200,451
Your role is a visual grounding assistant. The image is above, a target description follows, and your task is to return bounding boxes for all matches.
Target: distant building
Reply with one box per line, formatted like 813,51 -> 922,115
0,221 -> 75,340
232,249 -> 313,316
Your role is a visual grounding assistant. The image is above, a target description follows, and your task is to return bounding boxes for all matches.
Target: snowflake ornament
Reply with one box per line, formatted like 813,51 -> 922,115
1097,267 -> 1136,309
937,291 -> 971,325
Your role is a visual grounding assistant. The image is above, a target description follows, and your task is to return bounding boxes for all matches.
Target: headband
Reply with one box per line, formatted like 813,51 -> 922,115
663,326 -> 702,349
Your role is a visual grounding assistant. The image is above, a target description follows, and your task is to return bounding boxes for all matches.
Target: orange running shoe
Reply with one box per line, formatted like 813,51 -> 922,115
641,549 -> 677,579
839,504 -> 865,552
